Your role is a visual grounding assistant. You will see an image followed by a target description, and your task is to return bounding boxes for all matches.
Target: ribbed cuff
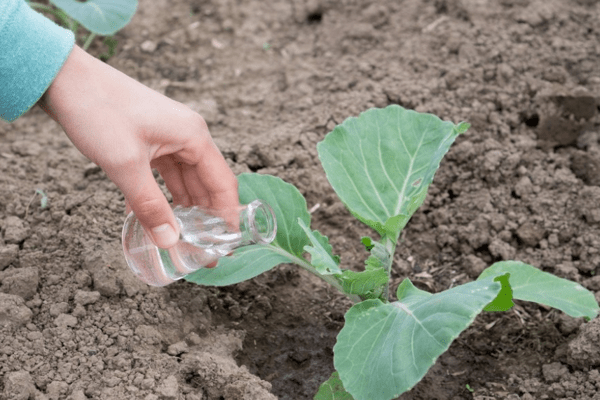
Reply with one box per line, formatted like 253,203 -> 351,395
0,0 -> 75,122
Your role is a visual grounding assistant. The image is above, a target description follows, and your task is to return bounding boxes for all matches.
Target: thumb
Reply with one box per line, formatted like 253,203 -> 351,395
114,167 -> 180,249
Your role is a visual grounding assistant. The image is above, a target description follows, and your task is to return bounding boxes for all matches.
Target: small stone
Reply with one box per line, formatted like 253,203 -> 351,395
567,318 -> 600,369
72,304 -> 87,317
49,302 -> 69,317
584,276 -> 600,291
556,313 -> 583,336
514,176 -> 533,197
488,238 -> 516,260
542,362 -> 568,383
46,381 -> 68,400
0,244 -> 19,270
463,254 -> 487,278
167,341 -> 189,356
46,274 -> 61,286
140,40 -> 157,53
27,331 -> 43,341
516,222 -> 545,247
74,271 -> 92,288
3,371 -> 36,400
10,140 -> 42,156
157,375 -> 179,399
92,268 -> 120,297
3,216 -> 30,244
0,293 -> 32,327
54,313 -> 78,328
185,332 -> 203,345
141,378 -> 155,390
74,290 -> 101,306
67,389 -> 87,400
135,325 -> 163,345
571,150 -> 600,187
0,267 -> 39,300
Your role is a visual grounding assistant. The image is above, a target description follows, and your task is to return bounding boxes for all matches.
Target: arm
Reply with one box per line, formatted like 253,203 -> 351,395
38,45 -> 239,248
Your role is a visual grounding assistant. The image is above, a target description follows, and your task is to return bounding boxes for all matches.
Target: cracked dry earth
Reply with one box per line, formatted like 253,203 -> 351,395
2,0 -> 600,399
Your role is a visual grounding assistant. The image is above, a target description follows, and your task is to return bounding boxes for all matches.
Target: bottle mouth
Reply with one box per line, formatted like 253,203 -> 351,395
247,200 -> 277,244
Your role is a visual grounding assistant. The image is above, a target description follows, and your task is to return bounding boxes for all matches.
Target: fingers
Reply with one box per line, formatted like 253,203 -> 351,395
181,164 -> 211,208
153,156 -> 193,207
191,139 -> 239,210
147,108 -> 239,212
106,160 -> 180,249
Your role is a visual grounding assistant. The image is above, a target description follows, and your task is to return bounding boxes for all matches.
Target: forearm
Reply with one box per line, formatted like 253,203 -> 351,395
0,0 -> 74,122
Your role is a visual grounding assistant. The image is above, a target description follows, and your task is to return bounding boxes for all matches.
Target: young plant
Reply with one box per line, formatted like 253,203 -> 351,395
26,0 -> 137,55
185,105 -> 599,400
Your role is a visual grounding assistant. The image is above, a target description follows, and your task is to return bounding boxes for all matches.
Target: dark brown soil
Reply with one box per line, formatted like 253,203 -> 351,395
2,0 -> 600,399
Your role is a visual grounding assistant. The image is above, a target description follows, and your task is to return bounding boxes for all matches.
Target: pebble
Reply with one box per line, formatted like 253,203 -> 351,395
141,40 -> 157,53
26,331 -> 43,341
54,313 -> 78,328
74,290 -> 101,306
0,244 -> 19,270
2,371 -> 36,400
72,304 -> 87,317
0,266 -> 39,300
167,341 -> 189,356
49,302 -> 69,317
157,375 -> 179,399
3,216 -> 29,244
0,293 -> 32,327
67,390 -> 87,400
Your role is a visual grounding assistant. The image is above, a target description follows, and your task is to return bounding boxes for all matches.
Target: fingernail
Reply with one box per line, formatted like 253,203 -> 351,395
151,223 -> 179,248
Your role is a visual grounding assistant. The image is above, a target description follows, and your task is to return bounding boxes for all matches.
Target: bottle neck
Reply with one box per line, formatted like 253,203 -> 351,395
239,200 -> 277,245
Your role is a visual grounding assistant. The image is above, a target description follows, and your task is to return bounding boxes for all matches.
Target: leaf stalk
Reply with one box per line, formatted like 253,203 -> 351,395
381,234 -> 397,302
267,245 -> 362,303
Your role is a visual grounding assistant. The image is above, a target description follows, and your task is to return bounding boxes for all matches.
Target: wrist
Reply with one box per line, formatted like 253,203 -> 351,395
38,45 -> 98,125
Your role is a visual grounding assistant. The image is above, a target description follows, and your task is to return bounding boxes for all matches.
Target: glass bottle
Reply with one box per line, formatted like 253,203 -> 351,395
122,200 -> 276,286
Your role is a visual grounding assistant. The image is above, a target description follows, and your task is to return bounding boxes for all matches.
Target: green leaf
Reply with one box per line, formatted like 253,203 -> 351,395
50,0 -> 137,35
339,241 -> 389,299
396,278 -> 431,304
365,241 -> 390,270
478,261 -> 599,320
339,267 -> 387,299
35,189 -> 48,209
298,219 -> 341,275
334,276 -> 502,400
483,274 -> 514,312
315,372 -> 355,400
317,105 -> 466,238
185,245 -> 293,286
186,173 -> 310,286
361,237 -> 374,251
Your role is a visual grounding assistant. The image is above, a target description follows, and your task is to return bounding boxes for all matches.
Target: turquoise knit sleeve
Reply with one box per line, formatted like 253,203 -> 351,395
0,0 -> 75,122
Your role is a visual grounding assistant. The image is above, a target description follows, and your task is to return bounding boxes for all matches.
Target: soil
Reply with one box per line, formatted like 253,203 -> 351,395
2,0 -> 600,399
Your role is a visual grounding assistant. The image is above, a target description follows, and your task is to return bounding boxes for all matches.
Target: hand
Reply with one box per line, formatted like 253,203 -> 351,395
39,45 -> 239,249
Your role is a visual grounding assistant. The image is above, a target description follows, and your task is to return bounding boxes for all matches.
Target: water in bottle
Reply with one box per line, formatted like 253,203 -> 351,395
122,200 -> 277,286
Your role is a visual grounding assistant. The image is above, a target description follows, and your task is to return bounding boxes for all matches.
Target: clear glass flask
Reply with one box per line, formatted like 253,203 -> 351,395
122,200 -> 276,286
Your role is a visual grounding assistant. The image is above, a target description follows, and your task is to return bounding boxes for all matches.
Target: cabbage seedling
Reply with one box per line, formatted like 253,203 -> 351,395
26,0 -> 137,52
187,105 -> 599,400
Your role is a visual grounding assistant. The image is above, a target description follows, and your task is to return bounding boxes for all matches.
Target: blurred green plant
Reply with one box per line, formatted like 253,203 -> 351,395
26,0 -> 137,57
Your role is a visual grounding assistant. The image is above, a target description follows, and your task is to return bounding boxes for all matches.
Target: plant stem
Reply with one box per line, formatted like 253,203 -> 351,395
268,245 -> 362,303
27,2 -> 70,27
83,33 -> 96,51
381,235 -> 398,302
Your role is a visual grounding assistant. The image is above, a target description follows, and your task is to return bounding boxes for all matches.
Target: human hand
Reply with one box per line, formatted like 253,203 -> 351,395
39,45 -> 239,249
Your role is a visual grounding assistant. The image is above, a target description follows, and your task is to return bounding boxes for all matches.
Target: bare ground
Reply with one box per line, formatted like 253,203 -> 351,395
2,0 -> 600,399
